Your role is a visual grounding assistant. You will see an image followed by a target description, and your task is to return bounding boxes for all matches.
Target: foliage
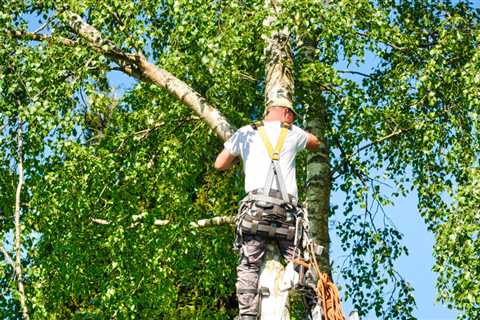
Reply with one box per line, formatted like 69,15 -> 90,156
0,0 -> 478,319
434,168 -> 480,319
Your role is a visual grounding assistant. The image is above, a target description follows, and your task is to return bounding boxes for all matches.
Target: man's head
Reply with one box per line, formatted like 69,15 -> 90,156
264,105 -> 296,123
264,92 -> 297,123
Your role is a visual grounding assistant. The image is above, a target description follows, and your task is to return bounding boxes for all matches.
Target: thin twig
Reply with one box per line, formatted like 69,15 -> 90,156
32,15 -> 56,34
336,70 -> 372,78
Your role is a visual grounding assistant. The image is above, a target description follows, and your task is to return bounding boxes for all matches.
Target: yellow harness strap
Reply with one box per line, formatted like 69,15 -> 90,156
257,122 -> 291,160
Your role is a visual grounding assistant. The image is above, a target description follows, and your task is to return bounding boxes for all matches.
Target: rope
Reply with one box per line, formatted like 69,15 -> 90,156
291,245 -> 345,320
316,272 -> 345,320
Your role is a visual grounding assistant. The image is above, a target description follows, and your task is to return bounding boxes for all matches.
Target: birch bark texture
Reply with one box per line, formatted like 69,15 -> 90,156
304,96 -> 332,276
263,0 -> 295,110
263,0 -> 332,275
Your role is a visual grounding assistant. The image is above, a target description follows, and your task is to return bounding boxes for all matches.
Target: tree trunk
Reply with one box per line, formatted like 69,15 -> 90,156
263,0 -> 294,109
304,98 -> 331,276
259,1 -> 295,319
263,0 -> 332,276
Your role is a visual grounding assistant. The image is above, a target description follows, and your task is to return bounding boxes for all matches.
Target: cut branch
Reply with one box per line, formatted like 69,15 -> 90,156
263,0 -> 294,108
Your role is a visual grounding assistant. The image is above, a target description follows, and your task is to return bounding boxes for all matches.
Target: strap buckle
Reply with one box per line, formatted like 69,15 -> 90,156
259,287 -> 270,297
272,152 -> 280,160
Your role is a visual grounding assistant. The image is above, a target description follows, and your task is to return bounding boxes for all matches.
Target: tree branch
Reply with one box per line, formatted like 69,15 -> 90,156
353,127 -> 412,155
0,244 -> 14,268
62,11 -> 234,141
91,215 -> 235,228
331,126 -> 414,178
190,216 -> 235,228
337,70 -> 372,78
7,30 -> 77,46
14,117 -> 29,320
7,13 -> 236,141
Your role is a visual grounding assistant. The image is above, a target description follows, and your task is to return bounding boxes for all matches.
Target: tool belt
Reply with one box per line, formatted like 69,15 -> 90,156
237,189 -> 299,240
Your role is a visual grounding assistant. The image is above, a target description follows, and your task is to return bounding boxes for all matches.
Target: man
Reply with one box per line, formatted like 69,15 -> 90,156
215,103 -> 320,320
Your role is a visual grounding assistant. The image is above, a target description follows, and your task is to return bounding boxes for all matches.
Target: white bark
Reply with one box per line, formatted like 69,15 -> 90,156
14,120 -> 29,320
263,0 -> 294,109
261,0 -> 294,318
258,243 -> 290,320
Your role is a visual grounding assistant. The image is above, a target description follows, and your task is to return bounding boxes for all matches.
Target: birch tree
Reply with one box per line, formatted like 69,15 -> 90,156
1,0 -> 479,319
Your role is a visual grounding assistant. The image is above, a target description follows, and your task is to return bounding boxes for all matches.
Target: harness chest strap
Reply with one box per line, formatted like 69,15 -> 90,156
257,122 -> 290,161
255,121 -> 291,203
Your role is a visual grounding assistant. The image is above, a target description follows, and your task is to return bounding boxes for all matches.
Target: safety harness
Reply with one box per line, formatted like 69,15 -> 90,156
236,121 -> 298,241
235,121 -> 346,320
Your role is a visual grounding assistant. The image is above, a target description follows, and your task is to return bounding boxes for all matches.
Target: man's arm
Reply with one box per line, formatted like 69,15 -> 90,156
305,132 -> 320,151
214,149 -> 238,171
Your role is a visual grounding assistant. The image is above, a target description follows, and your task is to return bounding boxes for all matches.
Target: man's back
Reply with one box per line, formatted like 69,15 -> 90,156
223,121 -> 308,197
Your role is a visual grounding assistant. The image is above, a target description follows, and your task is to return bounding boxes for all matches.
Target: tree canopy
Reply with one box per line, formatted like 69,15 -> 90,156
0,0 -> 479,319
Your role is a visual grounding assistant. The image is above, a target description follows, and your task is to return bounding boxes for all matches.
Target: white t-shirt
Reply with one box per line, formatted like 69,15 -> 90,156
224,121 -> 308,198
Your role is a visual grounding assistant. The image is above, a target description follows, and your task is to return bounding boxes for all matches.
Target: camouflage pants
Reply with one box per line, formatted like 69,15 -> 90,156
236,233 -> 295,319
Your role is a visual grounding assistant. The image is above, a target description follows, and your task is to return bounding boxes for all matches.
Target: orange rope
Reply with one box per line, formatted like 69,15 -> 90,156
291,251 -> 345,320
316,272 -> 345,320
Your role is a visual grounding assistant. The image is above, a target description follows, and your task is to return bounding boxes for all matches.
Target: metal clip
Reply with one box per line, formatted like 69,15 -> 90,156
259,287 -> 270,297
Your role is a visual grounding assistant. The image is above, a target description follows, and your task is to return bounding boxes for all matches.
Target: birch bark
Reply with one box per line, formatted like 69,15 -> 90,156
258,1 -> 295,319
304,98 -> 332,276
263,0 -> 294,109
14,119 -> 30,320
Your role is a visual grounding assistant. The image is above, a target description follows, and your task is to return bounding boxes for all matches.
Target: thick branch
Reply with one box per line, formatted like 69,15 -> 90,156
62,12 -> 234,141
14,119 -> 29,320
8,14 -> 235,141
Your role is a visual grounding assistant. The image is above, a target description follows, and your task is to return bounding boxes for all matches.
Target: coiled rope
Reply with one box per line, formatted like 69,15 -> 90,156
292,242 -> 345,320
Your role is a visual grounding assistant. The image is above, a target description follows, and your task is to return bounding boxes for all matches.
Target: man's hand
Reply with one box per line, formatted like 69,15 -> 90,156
214,149 -> 238,171
306,132 -> 320,151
